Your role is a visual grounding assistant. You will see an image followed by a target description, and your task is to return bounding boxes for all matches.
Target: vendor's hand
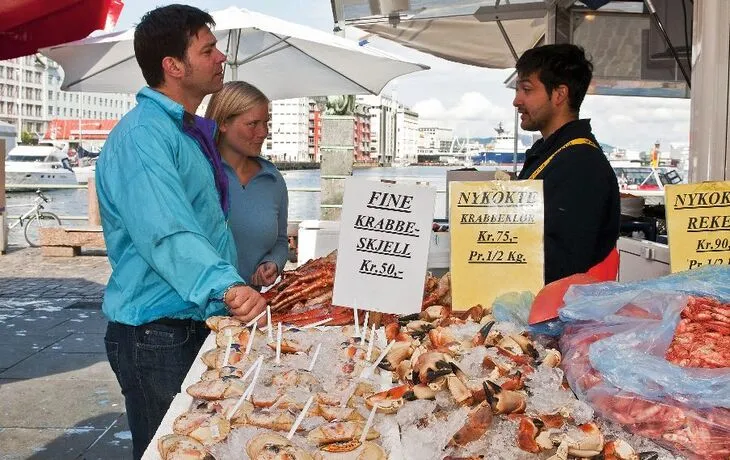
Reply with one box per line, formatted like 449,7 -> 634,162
224,285 -> 266,323
251,262 -> 279,287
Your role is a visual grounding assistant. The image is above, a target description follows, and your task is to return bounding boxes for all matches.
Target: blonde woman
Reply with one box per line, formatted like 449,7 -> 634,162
206,81 -> 288,287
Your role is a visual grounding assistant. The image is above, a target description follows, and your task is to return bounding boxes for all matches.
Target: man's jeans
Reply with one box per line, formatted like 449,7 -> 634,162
104,319 -> 209,460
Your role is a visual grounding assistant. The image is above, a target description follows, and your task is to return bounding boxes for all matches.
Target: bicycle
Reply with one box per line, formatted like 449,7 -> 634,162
7,190 -> 62,247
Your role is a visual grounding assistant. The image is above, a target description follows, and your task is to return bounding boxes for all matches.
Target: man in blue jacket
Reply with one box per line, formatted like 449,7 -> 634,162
96,5 -> 266,458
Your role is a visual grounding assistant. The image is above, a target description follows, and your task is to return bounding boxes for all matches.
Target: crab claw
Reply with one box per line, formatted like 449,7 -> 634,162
472,321 -> 495,347
538,349 -> 562,368
398,312 -> 421,324
378,341 -> 414,372
517,417 -> 545,453
413,351 -> 455,384
483,380 -> 526,415
448,401 -> 493,447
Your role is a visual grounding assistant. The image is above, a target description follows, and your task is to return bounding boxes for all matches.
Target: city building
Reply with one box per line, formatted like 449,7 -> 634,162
0,55 -> 135,141
356,94 -> 396,165
395,106 -> 419,165
353,103 -> 372,163
417,126 -> 454,155
268,97 -> 311,162
307,100 -> 322,162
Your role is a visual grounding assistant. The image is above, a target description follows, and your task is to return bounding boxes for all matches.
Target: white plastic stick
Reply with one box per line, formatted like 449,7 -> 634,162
275,322 -> 282,364
360,403 -> 378,443
361,311 -> 369,339
365,323 -> 376,361
243,359 -> 264,400
244,309 -> 266,327
244,323 -> 256,356
353,307 -> 360,337
221,329 -> 233,367
307,343 -> 322,372
238,355 -> 263,385
299,317 -> 332,329
267,306 -> 273,342
226,357 -> 263,420
287,395 -> 314,440
370,340 -> 394,369
361,340 -> 395,378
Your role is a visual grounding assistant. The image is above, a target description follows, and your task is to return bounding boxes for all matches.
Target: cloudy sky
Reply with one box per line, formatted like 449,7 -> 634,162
116,0 -> 690,151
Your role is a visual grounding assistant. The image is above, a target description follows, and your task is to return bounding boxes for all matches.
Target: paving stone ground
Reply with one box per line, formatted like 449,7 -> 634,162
0,245 -> 133,459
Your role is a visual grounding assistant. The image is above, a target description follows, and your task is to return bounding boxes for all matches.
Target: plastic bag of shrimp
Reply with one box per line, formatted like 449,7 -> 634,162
557,266 -> 730,459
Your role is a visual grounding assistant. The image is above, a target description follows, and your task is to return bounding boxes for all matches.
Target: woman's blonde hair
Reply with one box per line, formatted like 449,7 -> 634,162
205,81 -> 269,136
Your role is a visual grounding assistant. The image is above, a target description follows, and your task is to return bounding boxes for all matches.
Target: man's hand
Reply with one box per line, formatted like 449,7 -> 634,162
251,262 -> 279,287
224,285 -> 266,323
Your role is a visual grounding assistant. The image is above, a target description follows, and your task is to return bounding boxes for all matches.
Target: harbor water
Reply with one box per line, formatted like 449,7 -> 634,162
5,165 -> 511,246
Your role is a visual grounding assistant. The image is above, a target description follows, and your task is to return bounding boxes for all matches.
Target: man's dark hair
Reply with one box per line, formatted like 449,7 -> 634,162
515,44 -> 593,114
133,4 -> 215,88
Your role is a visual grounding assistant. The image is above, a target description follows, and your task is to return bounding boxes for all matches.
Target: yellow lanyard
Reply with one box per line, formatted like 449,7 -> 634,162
528,137 -> 599,179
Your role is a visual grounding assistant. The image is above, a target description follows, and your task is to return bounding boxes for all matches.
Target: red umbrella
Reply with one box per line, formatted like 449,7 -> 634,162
0,0 -> 124,60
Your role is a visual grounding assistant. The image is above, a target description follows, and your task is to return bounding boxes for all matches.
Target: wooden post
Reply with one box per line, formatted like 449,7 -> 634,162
87,172 -> 101,227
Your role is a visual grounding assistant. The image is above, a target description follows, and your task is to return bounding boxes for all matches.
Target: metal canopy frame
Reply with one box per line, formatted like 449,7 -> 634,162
332,0 -> 691,91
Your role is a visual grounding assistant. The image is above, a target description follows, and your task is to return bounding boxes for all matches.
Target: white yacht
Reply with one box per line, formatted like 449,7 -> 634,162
4,144 -> 77,191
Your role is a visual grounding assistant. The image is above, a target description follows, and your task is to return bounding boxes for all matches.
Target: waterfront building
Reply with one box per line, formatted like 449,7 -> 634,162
417,126 -> 453,155
268,98 -> 311,162
395,106 -> 419,165
356,94 -> 396,165
0,55 -> 135,140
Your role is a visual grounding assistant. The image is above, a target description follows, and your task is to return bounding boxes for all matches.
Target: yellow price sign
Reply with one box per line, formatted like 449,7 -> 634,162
665,181 -> 730,272
449,181 -> 545,311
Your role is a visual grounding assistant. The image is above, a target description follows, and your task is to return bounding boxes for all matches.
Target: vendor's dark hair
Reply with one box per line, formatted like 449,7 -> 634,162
515,44 -> 593,114
134,4 -> 215,88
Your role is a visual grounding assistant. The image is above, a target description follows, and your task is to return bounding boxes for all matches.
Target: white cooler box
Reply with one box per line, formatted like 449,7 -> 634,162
297,220 -> 451,269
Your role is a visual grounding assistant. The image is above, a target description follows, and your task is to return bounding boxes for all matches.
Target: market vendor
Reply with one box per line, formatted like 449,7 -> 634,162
95,6 -> 266,459
513,44 -> 620,283
205,81 -> 289,288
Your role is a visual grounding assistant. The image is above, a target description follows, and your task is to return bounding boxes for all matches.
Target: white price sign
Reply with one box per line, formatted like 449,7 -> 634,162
332,178 -> 436,315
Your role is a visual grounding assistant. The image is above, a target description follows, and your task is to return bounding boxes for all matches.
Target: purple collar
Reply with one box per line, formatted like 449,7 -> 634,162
182,113 -> 229,216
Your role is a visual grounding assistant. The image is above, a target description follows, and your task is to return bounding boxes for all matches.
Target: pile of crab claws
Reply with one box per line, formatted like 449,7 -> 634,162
472,321 -> 496,347
398,312 -> 421,324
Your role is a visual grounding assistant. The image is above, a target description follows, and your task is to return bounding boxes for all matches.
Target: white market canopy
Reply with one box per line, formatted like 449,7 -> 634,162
40,6 -> 430,99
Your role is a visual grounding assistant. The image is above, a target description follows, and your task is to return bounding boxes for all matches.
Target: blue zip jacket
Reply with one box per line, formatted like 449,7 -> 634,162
96,87 -> 244,325
224,157 -> 289,284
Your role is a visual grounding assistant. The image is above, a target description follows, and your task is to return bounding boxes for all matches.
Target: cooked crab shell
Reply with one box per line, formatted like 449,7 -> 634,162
205,315 -> 243,332
314,441 -> 387,460
172,412 -> 230,445
307,421 -> 380,446
271,369 -> 319,389
186,378 -> 245,400
200,365 -> 246,381
215,326 -> 250,347
200,347 -> 250,369
246,411 -> 298,432
364,384 -> 411,414
314,404 -> 366,422
157,433 -> 210,460
268,338 -> 312,354
246,432 -> 314,460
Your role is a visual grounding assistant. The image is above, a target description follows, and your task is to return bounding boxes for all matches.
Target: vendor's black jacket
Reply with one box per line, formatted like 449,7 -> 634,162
517,119 -> 620,283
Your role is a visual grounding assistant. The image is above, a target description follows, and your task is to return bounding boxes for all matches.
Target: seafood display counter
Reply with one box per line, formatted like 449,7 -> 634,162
142,309 -> 682,459
140,254 -> 730,459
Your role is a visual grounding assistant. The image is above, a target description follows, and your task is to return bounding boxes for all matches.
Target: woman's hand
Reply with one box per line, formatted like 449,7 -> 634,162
251,261 -> 279,287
